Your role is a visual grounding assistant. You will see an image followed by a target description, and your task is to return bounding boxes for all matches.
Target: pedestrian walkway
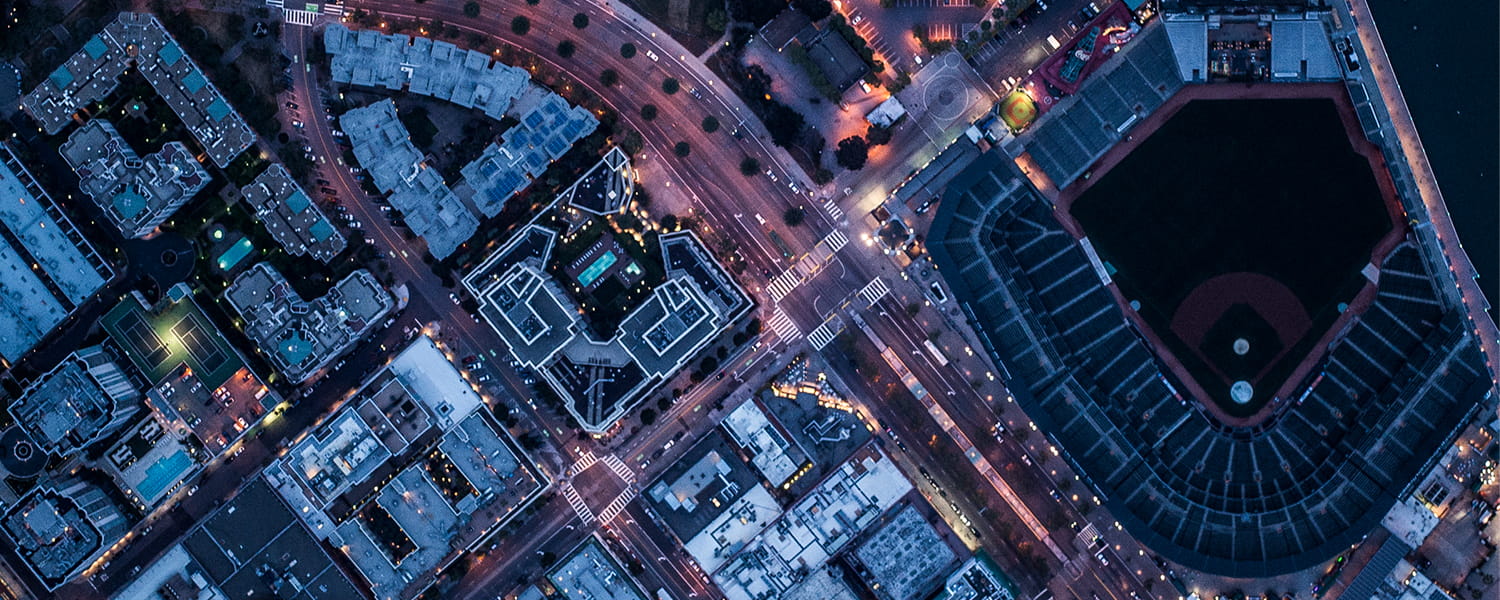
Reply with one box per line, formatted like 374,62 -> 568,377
822,198 -> 845,223
598,485 -> 639,523
561,483 -> 596,523
808,316 -> 844,351
823,229 -> 849,253
858,277 -> 892,306
570,449 -> 599,475
282,9 -> 319,27
767,307 -> 802,342
600,453 -> 636,485
767,270 -> 804,303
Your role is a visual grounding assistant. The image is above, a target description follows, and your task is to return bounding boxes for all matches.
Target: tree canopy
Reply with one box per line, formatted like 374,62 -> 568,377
836,135 -> 869,170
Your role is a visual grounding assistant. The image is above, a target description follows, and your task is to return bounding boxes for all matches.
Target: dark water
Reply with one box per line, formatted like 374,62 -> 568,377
1368,0 -> 1499,320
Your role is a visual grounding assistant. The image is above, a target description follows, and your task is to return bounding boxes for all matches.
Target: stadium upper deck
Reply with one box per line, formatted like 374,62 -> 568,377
929,152 -> 1491,576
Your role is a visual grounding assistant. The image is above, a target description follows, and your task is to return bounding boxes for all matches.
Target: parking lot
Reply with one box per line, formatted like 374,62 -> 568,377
839,0 -> 1112,92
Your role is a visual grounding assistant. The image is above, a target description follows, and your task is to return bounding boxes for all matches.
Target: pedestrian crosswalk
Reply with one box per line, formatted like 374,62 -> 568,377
600,454 -> 636,485
892,0 -> 974,6
598,486 -> 639,523
767,307 -> 802,342
283,8 -> 319,26
823,229 -> 849,253
808,318 -> 843,351
822,198 -> 845,222
858,277 -> 892,307
767,270 -> 803,303
570,449 -> 599,475
264,0 -> 283,8
562,483 -> 596,523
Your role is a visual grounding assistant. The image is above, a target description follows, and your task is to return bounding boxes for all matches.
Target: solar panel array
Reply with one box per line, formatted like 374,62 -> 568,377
462,94 -> 599,217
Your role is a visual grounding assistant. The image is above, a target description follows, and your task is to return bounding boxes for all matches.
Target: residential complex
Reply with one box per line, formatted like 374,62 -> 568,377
21,12 -> 254,167
460,93 -> 598,216
223,263 -> 395,383
265,336 -> 547,600
341,98 -> 478,259
7,345 -> 140,460
239,164 -> 348,262
59,119 -> 209,239
324,24 -> 530,120
465,225 -> 750,433
1,483 -> 129,590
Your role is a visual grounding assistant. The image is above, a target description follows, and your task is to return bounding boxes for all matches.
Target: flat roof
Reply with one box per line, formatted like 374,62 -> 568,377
240,164 -> 347,262
9,350 -> 138,454
223,263 -> 393,383
549,538 -> 647,600
178,477 -> 363,600
466,227 -> 748,433
710,445 -> 912,600
462,94 -> 598,217
341,99 -> 478,259
645,433 -> 762,541
0,145 -> 114,363
20,13 -> 254,167
59,120 -> 209,239
324,24 -> 529,120
721,400 -> 802,488
853,506 -> 957,600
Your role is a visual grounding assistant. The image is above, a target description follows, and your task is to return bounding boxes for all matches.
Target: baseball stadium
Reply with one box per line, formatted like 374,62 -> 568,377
931,12 -> 1495,577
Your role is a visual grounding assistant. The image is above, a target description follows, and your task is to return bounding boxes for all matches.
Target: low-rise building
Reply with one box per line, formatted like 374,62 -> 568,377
934,554 -> 1017,600
266,336 -> 547,600
852,506 -> 958,600
59,120 -> 208,239
239,164 -> 347,262
21,12 -> 254,167
722,400 -> 806,489
558,147 -> 634,217
341,99 -> 478,259
224,263 -> 394,383
324,24 -> 530,120
112,476 -> 363,600
461,93 -> 598,217
8,345 -> 141,460
0,143 -> 115,365
549,537 -> 647,600
1,481 -> 129,591
710,444 -> 913,600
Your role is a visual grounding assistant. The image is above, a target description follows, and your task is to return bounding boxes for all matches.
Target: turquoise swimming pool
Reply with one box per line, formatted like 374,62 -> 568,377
138,450 -> 193,501
577,251 -> 618,287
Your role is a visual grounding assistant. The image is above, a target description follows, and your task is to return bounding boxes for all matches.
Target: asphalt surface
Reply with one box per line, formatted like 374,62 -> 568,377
44,2 -> 1177,600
